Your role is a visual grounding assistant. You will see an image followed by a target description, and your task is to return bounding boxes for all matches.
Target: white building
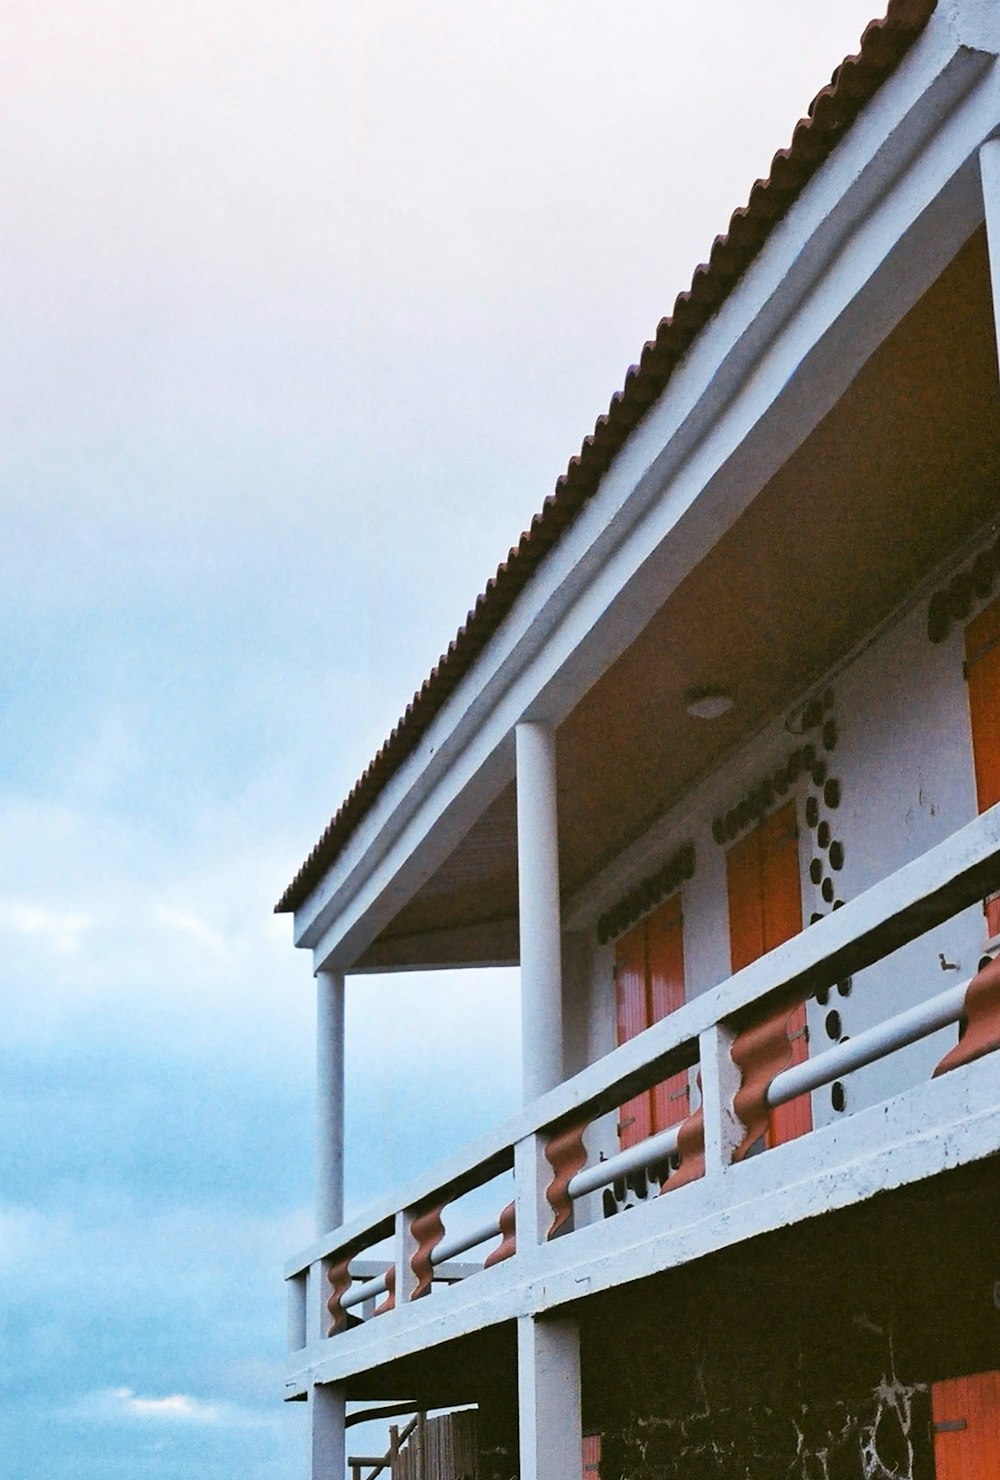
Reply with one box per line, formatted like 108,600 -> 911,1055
279,1 -> 1000,1474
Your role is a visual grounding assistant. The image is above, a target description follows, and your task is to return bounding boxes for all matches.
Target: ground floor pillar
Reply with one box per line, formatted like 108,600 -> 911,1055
310,1381 -> 346,1480
517,1311 -> 581,1480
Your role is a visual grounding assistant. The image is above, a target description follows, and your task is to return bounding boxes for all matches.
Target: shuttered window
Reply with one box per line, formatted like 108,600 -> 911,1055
581,1432 -> 602,1477
932,1370 -> 1000,1478
965,597 -> 1000,936
726,800 -> 811,1147
613,894 -> 688,1149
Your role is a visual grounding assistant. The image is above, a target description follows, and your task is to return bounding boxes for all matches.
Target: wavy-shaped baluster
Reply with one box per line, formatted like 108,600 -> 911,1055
409,1200 -> 446,1301
731,1005 -> 797,1160
373,1262 -> 396,1316
483,1201 -> 516,1268
660,1074 -> 705,1193
326,1256 -> 353,1336
934,955 -> 1000,1076
545,1119 -> 590,1238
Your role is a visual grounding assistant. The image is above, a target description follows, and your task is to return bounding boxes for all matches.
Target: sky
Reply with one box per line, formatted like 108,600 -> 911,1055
0,2 -> 885,1476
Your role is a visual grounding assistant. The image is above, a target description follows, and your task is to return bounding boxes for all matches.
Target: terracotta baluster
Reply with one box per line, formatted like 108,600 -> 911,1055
408,1200 -> 446,1301
484,1200 -> 516,1267
326,1255 -> 353,1336
934,955 -> 1000,1075
544,1119 -> 590,1238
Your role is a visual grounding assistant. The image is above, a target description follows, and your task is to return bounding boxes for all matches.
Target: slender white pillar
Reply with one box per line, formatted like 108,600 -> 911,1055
517,1313 -> 581,1480
316,970 -> 345,1236
516,721 -> 563,1104
982,139 -> 1000,373
310,1381 -> 346,1480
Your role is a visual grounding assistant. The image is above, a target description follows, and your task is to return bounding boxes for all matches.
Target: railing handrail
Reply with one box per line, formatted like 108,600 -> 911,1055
564,974 -> 972,1202
287,803 -> 1000,1278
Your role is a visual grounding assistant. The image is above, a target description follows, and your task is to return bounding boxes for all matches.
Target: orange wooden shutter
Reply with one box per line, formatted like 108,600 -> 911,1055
614,895 -> 687,1149
965,598 -> 1000,936
646,894 -> 689,1130
726,800 -> 810,1147
614,922 -> 652,1147
966,598 -> 1000,813
932,1371 -> 1000,1478
726,826 -> 765,973
581,1432 -> 602,1476
759,803 -> 808,1146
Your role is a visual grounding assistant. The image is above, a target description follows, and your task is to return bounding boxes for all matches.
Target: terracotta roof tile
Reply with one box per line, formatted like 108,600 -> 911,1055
277,0 -> 938,915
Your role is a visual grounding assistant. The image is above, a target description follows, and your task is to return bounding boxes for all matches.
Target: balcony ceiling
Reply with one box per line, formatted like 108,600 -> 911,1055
358,227 -> 1000,970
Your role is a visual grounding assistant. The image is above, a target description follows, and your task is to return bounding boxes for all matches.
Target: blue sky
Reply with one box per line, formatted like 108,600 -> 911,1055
1,3 -> 881,1475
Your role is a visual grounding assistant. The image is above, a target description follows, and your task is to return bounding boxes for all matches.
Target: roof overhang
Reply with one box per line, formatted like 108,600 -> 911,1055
291,3 -> 1000,975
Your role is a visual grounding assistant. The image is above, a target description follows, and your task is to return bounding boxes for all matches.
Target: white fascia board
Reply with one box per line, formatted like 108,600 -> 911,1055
945,0 -> 1000,54
296,22 -> 999,973
289,1058 -> 1000,1388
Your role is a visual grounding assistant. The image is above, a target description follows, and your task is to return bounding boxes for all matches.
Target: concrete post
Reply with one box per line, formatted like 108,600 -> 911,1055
514,1132 -> 552,1255
517,1312 -> 582,1480
982,139 -> 1000,375
316,970 -> 345,1236
516,721 -> 563,1104
287,1272 -> 307,1352
698,1022 -> 743,1176
310,1381 -> 346,1480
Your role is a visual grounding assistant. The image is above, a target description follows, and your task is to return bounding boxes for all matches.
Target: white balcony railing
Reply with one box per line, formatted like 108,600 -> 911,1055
286,803 -> 1000,1390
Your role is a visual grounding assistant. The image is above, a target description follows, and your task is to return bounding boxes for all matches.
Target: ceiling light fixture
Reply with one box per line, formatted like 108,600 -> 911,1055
685,688 -> 734,721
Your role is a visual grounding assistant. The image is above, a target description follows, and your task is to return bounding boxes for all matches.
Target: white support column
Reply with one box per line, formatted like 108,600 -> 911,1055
287,1272 -> 307,1353
516,721 -> 563,1104
517,1312 -> 582,1480
982,138 -> 1000,372
316,970 -> 345,1236
514,1131 -> 552,1256
305,1261 -> 327,1349
394,1206 -> 419,1306
310,1381 -> 346,1480
698,1022 -> 744,1177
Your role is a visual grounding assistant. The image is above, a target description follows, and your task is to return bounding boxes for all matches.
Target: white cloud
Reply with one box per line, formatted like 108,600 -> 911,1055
111,1388 -> 220,1423
0,900 -> 91,954
66,1385 -> 279,1428
152,903 -> 233,962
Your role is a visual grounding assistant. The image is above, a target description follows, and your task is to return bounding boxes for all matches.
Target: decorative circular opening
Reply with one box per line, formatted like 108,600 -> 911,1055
831,1081 -> 846,1112
825,1009 -> 842,1040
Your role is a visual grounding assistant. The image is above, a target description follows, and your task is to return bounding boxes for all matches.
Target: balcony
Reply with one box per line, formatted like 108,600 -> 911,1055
286,802 -> 1000,1398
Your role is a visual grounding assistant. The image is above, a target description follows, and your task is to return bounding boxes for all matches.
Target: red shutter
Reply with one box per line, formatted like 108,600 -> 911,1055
614,895 -> 687,1149
581,1432 -> 602,1476
932,1371 -> 1000,1479
614,922 -> 652,1147
965,598 -> 1000,936
646,894 -> 689,1130
727,826 -> 765,973
726,800 -> 810,1147
966,599 -> 1000,813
